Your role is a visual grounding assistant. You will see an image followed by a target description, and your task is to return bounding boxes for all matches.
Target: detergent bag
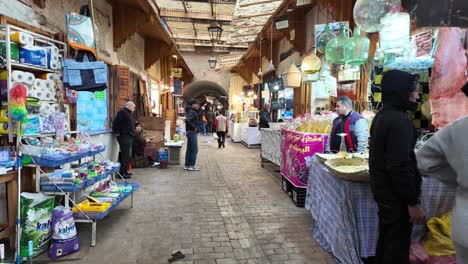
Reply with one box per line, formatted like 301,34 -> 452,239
20,192 -> 55,259
49,206 -> 80,260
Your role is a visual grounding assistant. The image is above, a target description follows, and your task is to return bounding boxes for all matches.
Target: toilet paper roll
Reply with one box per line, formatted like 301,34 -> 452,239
39,101 -> 52,115
12,71 -> 35,85
44,45 -> 59,55
10,32 -> 34,46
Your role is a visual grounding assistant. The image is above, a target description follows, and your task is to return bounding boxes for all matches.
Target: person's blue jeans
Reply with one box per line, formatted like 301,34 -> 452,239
201,123 -> 207,135
185,131 -> 198,167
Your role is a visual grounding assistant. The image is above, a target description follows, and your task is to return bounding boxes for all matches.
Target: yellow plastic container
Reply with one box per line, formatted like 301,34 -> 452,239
0,122 -> 9,134
72,197 -> 111,213
0,108 -> 8,122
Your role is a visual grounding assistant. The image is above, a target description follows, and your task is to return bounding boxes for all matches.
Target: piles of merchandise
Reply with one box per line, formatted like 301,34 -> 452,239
40,160 -> 120,192
283,111 -> 338,134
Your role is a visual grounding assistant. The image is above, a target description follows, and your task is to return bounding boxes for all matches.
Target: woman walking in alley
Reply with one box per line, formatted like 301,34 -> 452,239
214,110 -> 228,148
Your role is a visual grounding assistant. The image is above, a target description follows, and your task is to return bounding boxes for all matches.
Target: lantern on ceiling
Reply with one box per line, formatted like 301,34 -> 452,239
353,0 -> 401,33
301,48 -> 321,74
325,25 -> 349,65
208,21 -> 223,43
316,24 -> 337,54
379,11 -> 410,53
283,61 -> 302,88
208,55 -> 217,69
344,27 -> 370,65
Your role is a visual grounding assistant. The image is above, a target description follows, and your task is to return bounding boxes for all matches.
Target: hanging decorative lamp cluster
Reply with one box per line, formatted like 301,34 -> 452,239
379,10 -> 410,53
267,22 -> 275,72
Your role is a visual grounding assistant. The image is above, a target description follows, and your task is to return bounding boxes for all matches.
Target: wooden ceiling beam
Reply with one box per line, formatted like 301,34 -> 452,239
237,12 -> 275,19
160,10 -> 232,21
239,0 -> 282,8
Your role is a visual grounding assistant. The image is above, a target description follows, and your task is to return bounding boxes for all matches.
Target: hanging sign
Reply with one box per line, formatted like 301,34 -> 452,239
171,68 -> 182,78
173,79 -> 183,96
325,75 -> 337,97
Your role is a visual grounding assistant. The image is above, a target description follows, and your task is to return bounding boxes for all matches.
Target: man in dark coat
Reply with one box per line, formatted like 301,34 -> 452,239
259,103 -> 271,129
112,101 -> 136,179
185,99 -> 201,171
206,107 -> 216,135
369,70 -> 425,264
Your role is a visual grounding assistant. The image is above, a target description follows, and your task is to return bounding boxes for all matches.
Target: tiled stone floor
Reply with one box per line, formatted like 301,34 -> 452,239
36,136 -> 334,264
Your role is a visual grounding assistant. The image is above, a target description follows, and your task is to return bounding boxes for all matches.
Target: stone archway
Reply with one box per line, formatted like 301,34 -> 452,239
183,80 -> 228,99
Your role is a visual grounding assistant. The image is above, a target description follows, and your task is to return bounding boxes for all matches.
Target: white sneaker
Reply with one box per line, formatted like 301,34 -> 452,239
152,162 -> 160,167
184,166 -> 190,170
188,166 -> 200,171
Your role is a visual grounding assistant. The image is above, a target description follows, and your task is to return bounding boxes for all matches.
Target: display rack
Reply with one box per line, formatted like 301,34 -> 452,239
0,24 -> 68,142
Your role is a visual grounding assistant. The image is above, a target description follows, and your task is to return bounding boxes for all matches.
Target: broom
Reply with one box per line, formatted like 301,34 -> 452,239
10,82 -> 27,264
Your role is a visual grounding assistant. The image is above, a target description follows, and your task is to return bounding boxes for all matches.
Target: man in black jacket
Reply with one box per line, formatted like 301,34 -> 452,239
259,103 -> 271,129
369,70 -> 425,264
185,99 -> 201,171
112,101 -> 136,179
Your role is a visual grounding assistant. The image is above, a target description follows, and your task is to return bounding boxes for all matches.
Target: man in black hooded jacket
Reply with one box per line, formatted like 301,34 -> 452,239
369,70 -> 426,264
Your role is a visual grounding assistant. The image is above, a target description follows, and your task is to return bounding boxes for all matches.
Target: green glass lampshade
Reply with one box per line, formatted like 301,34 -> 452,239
317,24 -> 337,54
325,25 -> 348,65
344,27 -> 370,65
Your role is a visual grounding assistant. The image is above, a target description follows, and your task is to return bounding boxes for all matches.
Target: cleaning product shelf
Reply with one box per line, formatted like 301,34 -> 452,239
27,146 -> 106,167
40,165 -> 120,193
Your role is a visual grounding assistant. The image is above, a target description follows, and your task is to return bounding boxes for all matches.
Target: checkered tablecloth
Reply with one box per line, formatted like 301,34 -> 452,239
305,157 -> 455,264
260,128 -> 282,166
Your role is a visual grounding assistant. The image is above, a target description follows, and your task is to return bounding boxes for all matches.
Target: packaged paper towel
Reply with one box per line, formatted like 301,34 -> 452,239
19,45 -> 47,68
10,31 -> 34,46
12,70 -> 35,85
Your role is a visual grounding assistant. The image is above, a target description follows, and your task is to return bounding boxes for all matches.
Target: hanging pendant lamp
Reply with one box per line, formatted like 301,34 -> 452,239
301,47 -> 322,74
283,61 -> 302,88
257,39 -> 263,78
344,27 -> 370,65
325,25 -> 348,65
267,22 -> 275,72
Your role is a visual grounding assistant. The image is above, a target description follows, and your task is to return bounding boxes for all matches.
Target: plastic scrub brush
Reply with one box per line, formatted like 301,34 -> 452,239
10,82 -> 28,122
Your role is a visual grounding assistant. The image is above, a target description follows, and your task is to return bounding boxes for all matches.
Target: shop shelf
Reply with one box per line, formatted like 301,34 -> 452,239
73,182 -> 140,220
40,165 -> 120,193
11,61 -> 58,73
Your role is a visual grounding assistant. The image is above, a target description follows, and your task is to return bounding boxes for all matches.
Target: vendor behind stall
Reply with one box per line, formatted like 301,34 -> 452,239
326,96 -> 369,153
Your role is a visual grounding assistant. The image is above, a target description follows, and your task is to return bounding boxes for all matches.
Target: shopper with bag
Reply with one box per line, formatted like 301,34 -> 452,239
214,110 -> 228,148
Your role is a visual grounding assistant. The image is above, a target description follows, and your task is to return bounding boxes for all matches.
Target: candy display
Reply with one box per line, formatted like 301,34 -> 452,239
284,111 -> 338,134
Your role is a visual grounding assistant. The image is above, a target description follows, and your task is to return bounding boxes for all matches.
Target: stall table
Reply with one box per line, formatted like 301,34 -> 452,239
260,128 -> 282,167
241,125 -> 261,148
230,122 -> 244,143
305,157 -> 455,264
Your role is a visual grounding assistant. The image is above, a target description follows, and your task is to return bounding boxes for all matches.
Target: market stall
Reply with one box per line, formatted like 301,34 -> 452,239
305,156 -> 455,264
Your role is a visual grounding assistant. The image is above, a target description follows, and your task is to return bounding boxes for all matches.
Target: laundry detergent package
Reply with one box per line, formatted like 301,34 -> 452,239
20,192 -> 55,259
49,206 -> 80,260
19,45 -> 47,68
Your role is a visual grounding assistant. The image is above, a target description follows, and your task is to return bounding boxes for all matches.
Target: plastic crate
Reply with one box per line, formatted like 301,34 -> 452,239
167,146 -> 182,165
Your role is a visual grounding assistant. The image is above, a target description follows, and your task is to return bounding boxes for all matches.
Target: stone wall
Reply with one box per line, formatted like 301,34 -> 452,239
181,52 -> 230,93
0,0 -> 147,76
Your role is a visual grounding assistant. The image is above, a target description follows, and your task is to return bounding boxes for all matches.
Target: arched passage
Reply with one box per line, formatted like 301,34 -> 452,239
183,80 -> 228,99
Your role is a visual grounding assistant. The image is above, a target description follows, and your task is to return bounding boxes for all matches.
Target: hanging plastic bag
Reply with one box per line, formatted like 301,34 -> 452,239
424,210 -> 456,256
410,241 -> 429,264
49,206 -> 80,260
